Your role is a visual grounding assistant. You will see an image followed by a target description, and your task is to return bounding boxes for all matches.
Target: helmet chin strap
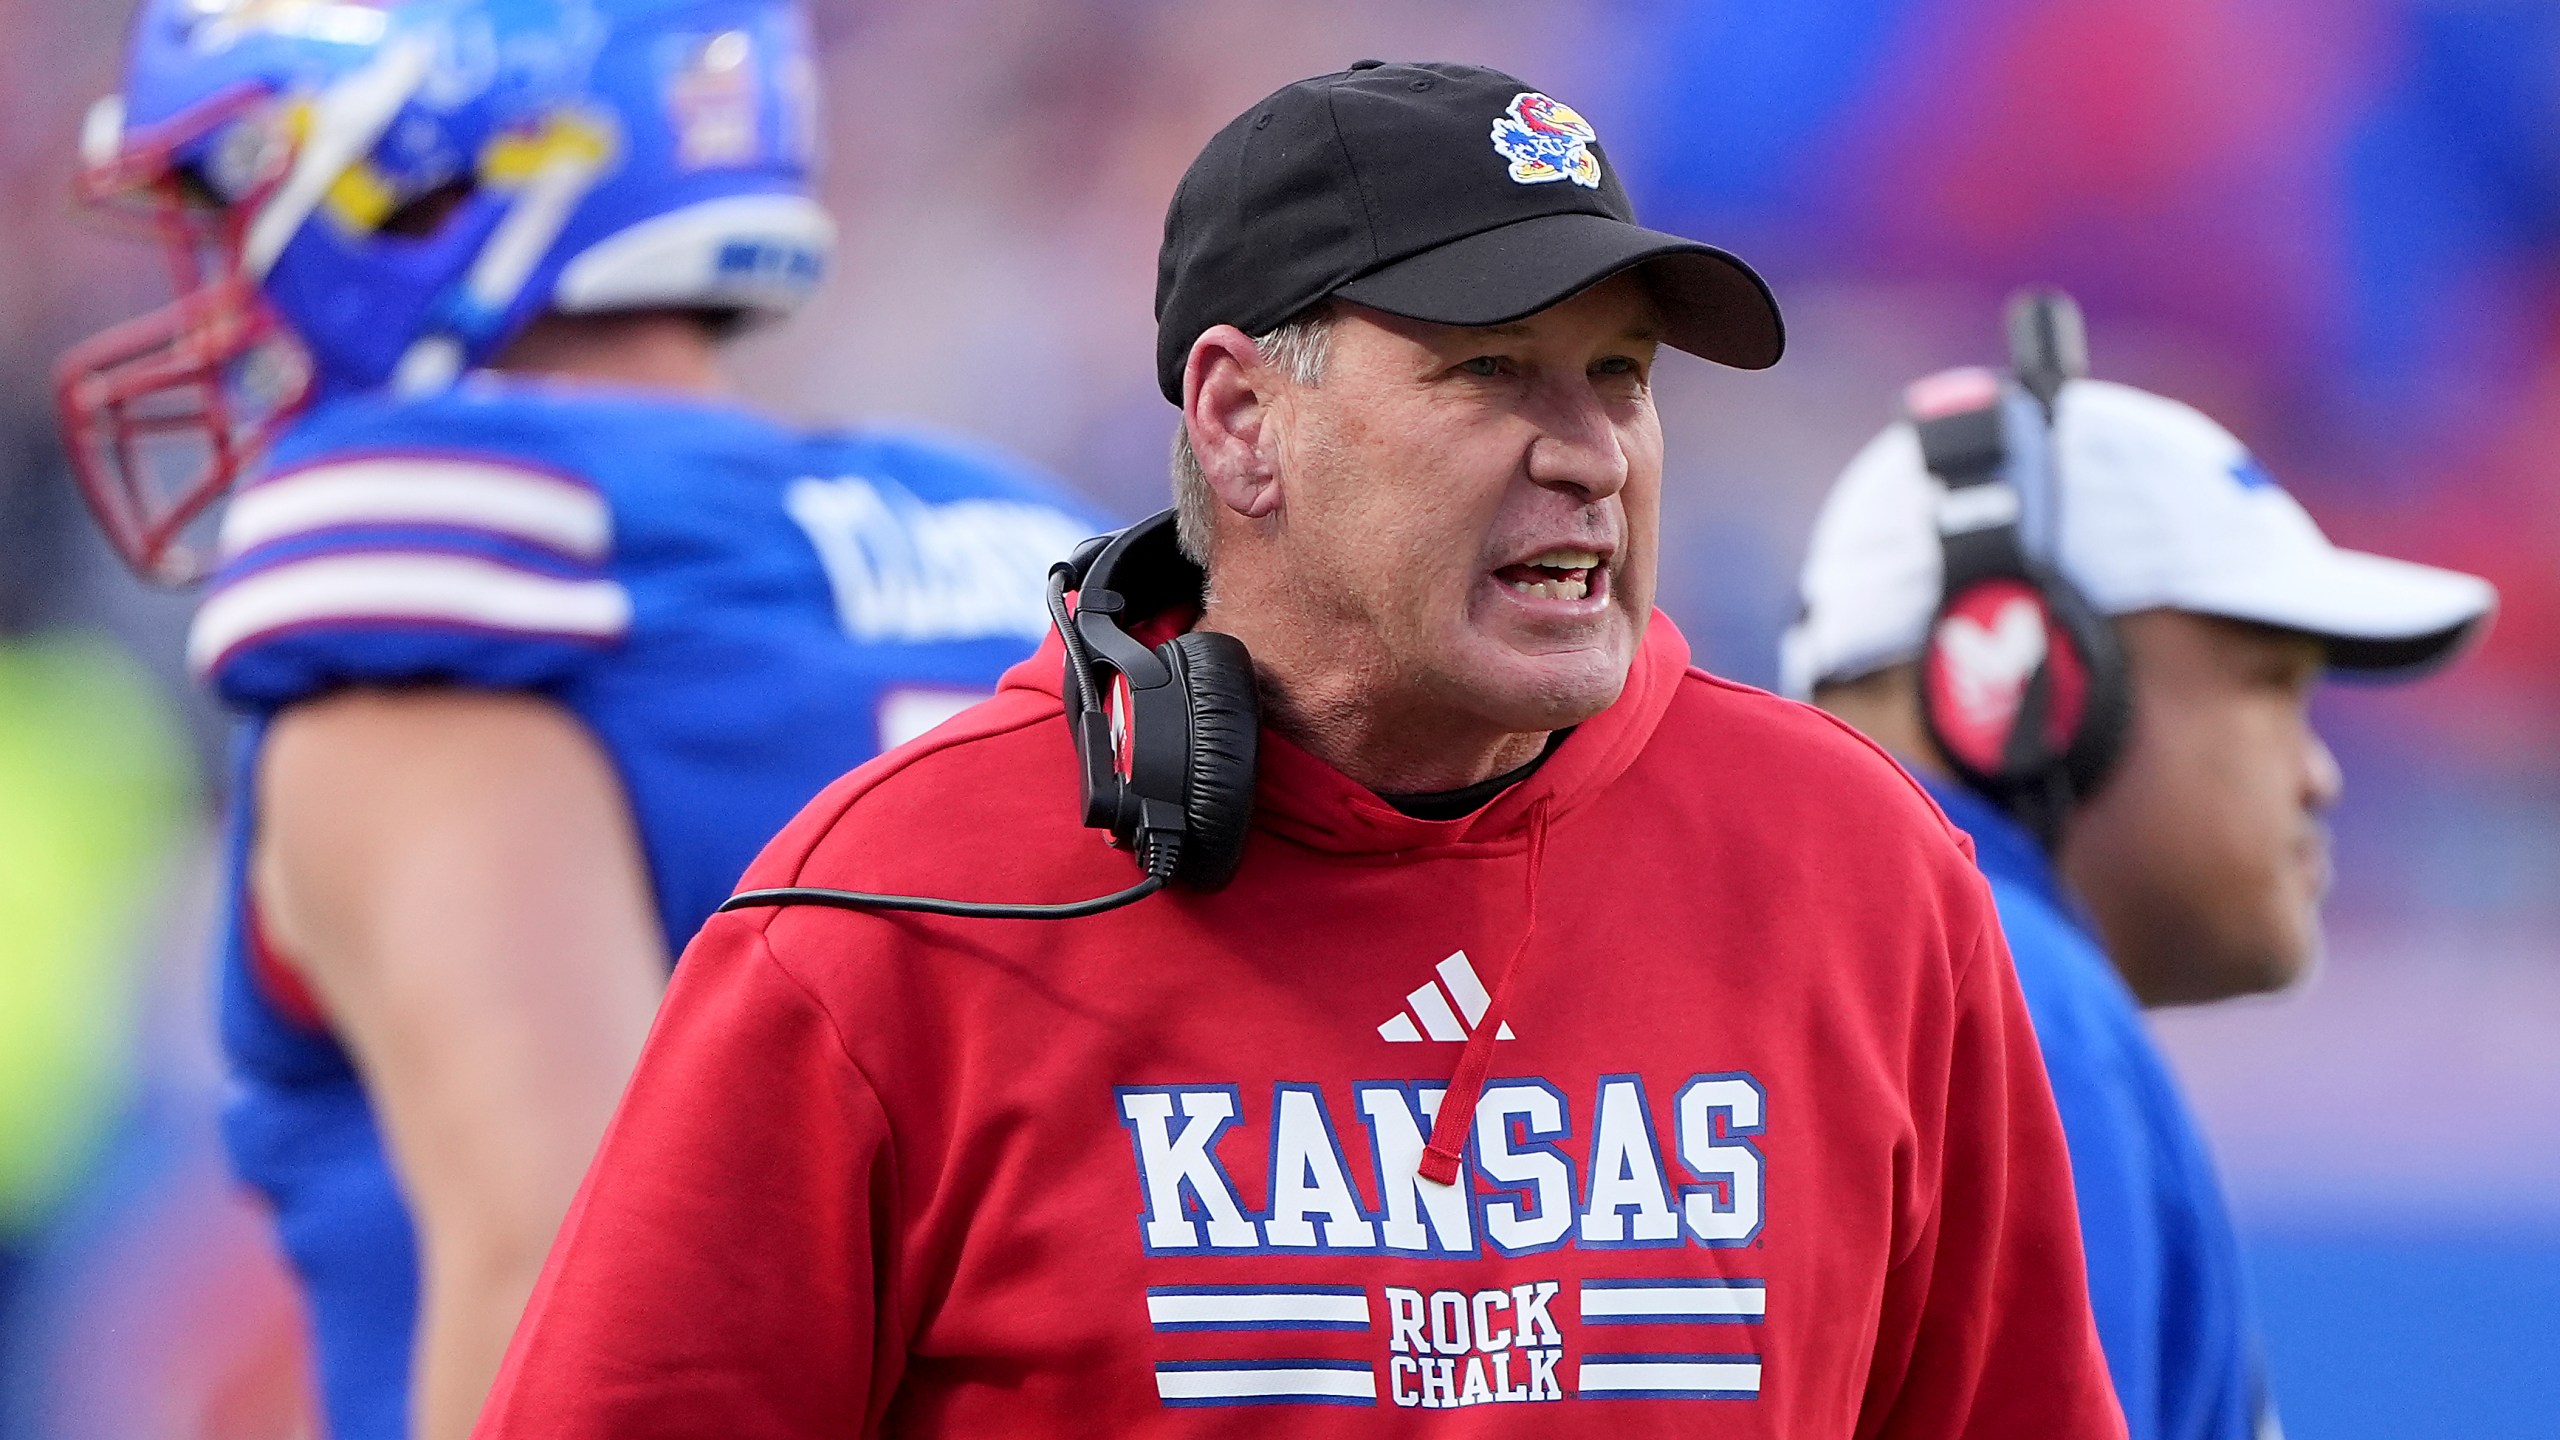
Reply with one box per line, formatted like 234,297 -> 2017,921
393,113 -> 614,396
242,32 -> 438,279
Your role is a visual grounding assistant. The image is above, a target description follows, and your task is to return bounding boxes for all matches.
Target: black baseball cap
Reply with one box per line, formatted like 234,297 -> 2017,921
1153,60 -> 1784,403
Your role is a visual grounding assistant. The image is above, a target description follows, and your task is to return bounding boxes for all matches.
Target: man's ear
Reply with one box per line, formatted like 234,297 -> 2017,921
1183,326 -> 1283,521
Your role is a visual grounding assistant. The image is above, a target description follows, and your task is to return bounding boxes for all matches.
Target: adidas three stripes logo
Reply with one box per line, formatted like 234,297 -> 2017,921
1377,951 -> 1517,1043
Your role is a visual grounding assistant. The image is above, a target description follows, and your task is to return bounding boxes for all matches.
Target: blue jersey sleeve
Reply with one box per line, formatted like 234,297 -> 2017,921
189,397 -> 633,713
1988,873 -> 2268,1440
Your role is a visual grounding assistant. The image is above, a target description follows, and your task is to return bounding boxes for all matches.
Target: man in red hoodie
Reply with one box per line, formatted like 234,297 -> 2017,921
479,62 -> 2125,1439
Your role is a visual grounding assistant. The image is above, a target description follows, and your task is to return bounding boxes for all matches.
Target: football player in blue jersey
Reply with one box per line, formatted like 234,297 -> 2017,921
52,4 -> 1104,1438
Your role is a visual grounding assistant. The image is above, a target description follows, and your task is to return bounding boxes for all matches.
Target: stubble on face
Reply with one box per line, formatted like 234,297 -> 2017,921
1201,276 -> 1666,795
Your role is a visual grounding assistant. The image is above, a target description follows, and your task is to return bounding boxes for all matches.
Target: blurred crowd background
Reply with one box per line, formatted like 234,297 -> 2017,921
1,1 -> 2554,1436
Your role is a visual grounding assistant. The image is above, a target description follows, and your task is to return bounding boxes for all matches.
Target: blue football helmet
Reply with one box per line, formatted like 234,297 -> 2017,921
56,0 -> 835,583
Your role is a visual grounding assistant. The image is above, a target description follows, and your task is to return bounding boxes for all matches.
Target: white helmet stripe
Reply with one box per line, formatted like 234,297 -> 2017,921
242,32 -> 438,278
389,131 -> 614,396
460,136 -> 612,313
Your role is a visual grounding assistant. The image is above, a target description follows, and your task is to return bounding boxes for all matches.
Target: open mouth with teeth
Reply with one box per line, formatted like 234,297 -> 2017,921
1495,548 -> 1605,602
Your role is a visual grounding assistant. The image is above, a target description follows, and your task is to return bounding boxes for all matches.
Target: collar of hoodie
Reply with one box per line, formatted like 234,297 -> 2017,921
1000,609 -> 1696,1181
999,609 -> 1692,858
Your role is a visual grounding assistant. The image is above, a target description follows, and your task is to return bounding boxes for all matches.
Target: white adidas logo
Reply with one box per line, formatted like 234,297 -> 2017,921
1377,951 -> 1516,1043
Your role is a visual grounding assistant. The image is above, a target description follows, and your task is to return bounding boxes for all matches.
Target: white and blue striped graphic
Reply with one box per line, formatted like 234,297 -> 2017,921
218,456 -> 613,562
1154,1359 -> 1378,1408
1577,1352 -> 1764,1401
1579,1278 -> 1766,1326
1146,1284 -> 1371,1333
186,453 -> 630,678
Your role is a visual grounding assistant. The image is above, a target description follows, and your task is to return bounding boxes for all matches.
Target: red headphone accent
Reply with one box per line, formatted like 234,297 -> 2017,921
1911,291 -> 2129,848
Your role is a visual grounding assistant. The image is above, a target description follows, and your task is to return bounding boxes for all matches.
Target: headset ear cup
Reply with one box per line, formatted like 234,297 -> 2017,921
1159,630 -> 1259,889
1921,575 -> 2049,789
2046,584 -> 2131,797
1920,570 -> 2130,803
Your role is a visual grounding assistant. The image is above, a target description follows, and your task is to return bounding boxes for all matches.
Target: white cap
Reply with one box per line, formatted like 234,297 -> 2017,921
1779,378 -> 2497,698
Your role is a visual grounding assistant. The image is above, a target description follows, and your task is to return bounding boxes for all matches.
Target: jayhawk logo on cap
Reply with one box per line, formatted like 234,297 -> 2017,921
1490,92 -> 1601,189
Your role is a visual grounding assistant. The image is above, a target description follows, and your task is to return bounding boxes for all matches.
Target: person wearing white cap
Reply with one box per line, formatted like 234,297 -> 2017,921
1782,295 -> 2495,1440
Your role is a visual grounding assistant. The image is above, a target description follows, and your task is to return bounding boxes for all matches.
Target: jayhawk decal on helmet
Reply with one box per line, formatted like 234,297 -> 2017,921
1489,91 -> 1601,189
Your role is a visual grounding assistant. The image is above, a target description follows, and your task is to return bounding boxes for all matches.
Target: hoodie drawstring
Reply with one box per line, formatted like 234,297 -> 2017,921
1418,798 -> 1551,1187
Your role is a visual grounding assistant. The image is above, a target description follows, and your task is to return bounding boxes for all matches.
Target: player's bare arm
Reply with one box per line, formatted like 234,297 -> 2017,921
254,688 -> 665,1440
56,7 -> 1105,1439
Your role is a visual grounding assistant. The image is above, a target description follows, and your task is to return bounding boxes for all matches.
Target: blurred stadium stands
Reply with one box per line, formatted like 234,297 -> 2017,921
0,1 -> 2550,1435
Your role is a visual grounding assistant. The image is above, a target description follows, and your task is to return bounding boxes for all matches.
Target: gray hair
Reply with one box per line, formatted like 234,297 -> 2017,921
1170,308 -> 1336,566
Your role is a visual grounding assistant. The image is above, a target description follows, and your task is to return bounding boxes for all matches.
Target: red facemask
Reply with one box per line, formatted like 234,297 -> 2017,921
53,85 -> 314,586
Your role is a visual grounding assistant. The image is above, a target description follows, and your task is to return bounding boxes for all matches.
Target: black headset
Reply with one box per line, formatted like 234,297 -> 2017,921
719,508 -> 1260,921
1912,289 -> 2131,849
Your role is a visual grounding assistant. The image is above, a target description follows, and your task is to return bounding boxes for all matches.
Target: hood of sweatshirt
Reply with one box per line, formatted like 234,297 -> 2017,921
998,606 -> 1695,1184
995,607 -> 1695,859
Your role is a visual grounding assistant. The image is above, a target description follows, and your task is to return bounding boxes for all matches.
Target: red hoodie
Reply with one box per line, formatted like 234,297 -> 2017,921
480,613 -> 2122,1440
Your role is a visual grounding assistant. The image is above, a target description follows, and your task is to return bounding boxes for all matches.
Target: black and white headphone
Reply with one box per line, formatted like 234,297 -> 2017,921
721,508 -> 1259,920
1911,290 -> 2131,848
